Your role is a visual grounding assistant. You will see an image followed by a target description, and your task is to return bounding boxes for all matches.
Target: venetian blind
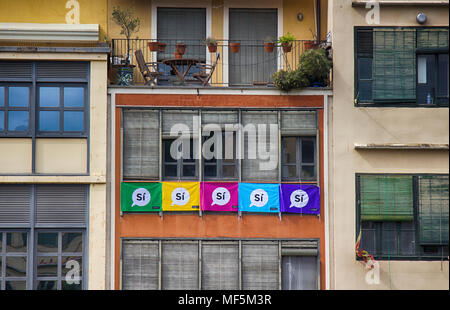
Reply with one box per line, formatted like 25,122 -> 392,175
241,241 -> 279,290
161,241 -> 199,290
201,241 -> 239,290
280,111 -> 317,135
122,240 -> 159,290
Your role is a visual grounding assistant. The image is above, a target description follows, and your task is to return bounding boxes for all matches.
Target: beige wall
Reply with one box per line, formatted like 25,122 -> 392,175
0,139 -> 32,174
329,0 -> 449,290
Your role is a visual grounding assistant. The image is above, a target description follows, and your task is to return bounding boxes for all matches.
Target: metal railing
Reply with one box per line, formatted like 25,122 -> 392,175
110,39 -> 325,87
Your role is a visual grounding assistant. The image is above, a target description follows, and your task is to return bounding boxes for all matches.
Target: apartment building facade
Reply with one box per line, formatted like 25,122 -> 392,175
328,0 -> 449,289
0,0 -> 109,290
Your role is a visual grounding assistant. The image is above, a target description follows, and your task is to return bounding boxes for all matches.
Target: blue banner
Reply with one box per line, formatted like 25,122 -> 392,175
238,183 -> 280,213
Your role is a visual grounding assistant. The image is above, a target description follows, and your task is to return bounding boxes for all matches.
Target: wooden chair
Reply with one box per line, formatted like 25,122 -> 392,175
135,49 -> 163,86
193,53 -> 220,86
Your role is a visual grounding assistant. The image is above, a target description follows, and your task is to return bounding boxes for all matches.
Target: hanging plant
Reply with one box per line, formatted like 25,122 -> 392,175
176,42 -> 186,55
278,32 -> 296,53
229,42 -> 240,53
263,36 -> 276,53
204,37 -> 218,53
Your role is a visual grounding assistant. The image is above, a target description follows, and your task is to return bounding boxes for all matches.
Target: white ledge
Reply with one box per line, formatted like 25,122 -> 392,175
0,23 -> 99,43
352,0 -> 449,6
354,143 -> 449,150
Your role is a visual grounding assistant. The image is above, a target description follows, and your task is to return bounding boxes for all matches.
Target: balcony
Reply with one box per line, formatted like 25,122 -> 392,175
109,38 -> 329,88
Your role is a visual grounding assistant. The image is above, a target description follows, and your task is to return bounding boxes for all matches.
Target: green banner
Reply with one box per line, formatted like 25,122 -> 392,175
121,182 -> 162,212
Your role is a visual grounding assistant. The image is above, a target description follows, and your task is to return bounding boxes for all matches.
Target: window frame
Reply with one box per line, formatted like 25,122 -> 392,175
202,131 -> 239,181
0,83 -> 32,136
354,26 -> 449,107
162,138 -> 199,181
355,173 -> 449,261
281,136 -> 317,182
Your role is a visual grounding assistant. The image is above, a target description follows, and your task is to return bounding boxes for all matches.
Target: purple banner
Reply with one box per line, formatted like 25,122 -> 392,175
279,184 -> 320,215
201,182 -> 239,212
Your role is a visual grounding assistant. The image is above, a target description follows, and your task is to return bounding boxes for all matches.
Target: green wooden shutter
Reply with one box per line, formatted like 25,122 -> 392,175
418,175 -> 449,245
417,28 -> 449,49
372,29 -> 416,101
360,175 -> 413,221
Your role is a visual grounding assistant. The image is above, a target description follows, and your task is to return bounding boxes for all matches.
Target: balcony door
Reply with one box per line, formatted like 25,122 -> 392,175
229,8 -> 278,86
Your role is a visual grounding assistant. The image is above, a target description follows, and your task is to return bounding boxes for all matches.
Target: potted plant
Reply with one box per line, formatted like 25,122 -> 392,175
304,28 -> 319,50
158,42 -> 167,52
298,48 -> 332,87
204,37 -> 218,53
148,41 -> 159,52
111,6 -> 140,85
176,42 -> 187,55
264,36 -> 276,53
278,32 -> 295,53
229,42 -> 240,53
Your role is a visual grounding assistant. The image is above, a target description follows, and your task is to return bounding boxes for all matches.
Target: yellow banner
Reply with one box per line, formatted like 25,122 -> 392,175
162,182 -> 200,211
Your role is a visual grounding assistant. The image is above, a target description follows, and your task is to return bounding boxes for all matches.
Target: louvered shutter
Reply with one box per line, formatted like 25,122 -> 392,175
161,241 -> 199,290
35,185 -> 87,226
241,241 -> 279,290
280,111 -> 316,135
201,241 -> 239,290
122,240 -> 159,290
418,175 -> 449,245
0,185 -> 31,226
0,61 -> 32,80
123,109 -> 159,179
359,175 -> 413,221
241,111 -> 278,181
36,62 -> 89,81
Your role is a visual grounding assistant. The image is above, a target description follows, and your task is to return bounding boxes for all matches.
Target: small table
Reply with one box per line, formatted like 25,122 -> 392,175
162,58 -> 202,81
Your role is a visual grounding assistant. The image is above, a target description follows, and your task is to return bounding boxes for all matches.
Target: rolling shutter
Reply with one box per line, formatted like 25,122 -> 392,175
359,175 -> 414,221
35,185 -> 87,226
123,109 -> 160,179
280,111 -> 317,135
418,175 -> 449,245
201,241 -> 239,290
0,61 -> 32,80
201,111 -> 238,128
241,241 -> 279,290
0,185 -> 31,226
36,62 -> 89,81
162,110 -> 198,137
161,241 -> 199,290
122,240 -> 159,290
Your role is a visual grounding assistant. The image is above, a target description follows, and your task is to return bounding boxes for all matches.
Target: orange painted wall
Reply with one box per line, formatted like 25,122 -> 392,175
114,94 -> 325,289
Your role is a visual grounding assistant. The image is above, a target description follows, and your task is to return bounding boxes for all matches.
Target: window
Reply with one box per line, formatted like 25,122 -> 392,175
0,184 -> 88,290
355,27 -> 449,106
357,174 -> 449,260
0,85 -> 31,134
121,239 -> 320,290
162,138 -> 198,180
281,137 -> 316,181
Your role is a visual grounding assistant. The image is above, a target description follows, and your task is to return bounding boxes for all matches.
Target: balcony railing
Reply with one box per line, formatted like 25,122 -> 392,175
110,38 -> 325,87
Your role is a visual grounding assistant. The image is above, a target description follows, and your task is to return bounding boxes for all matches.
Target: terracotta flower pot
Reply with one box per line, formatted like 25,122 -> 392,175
281,42 -> 292,53
148,41 -> 159,52
304,40 -> 319,50
230,42 -> 240,53
207,44 -> 217,53
176,43 -> 186,55
158,42 -> 167,52
174,52 -> 182,59
264,42 -> 275,53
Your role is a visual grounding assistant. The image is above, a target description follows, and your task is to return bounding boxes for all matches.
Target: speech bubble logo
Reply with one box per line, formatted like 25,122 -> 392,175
132,188 -> 151,207
289,189 -> 309,208
211,187 -> 231,206
249,189 -> 269,208
171,187 -> 190,206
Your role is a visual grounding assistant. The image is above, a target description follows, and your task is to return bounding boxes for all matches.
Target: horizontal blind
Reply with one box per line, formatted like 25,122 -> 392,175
356,29 -> 374,56
0,185 -> 31,226
36,61 -> 89,80
35,185 -> 87,225
242,241 -> 279,290
123,109 -> 159,179
417,28 -> 449,49
0,61 -> 33,80
360,175 -> 413,221
122,240 -> 159,290
161,241 -> 199,290
373,29 -> 416,101
162,110 -> 198,136
201,242 -> 239,290
241,111 -> 278,181
418,175 -> 449,245
280,111 -> 317,135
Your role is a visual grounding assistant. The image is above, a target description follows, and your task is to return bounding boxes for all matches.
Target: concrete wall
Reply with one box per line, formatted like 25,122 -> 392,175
329,0 -> 449,290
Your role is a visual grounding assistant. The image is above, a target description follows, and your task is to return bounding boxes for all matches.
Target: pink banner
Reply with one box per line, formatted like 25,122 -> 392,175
201,182 -> 239,212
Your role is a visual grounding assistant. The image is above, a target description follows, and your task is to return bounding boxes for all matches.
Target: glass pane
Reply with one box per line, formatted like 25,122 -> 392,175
62,256 -> 82,277
282,137 -> 296,164
37,256 -> 58,276
6,256 -> 27,277
6,281 -> 26,290
6,232 -> 27,252
62,233 -> 83,253
37,232 -> 58,253
9,87 -> 29,107
164,140 -> 176,163
282,165 -> 298,179
0,111 -> 4,131
36,280 -> 57,290
182,139 -> 195,163
381,222 -> 398,256
64,87 -> 84,107
39,87 -> 60,107
182,164 -> 196,177
0,86 -> 4,106
359,58 -> 373,80
222,165 -> 236,178
7,111 -> 28,131
301,166 -> 315,180
204,164 -> 217,178
62,281 -> 82,290
163,164 -> 177,177
39,111 -> 60,131
63,111 -> 84,131
418,56 -> 427,84
301,140 -> 315,163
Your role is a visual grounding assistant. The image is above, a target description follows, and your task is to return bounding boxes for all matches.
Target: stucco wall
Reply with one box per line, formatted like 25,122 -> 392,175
329,0 -> 449,290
